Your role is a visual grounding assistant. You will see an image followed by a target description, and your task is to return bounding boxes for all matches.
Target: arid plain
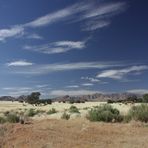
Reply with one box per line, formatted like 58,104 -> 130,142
0,101 -> 148,148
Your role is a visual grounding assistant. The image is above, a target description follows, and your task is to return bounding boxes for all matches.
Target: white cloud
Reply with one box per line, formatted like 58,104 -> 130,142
24,5 -> 78,28
24,40 -> 86,54
83,20 -> 110,31
66,85 -> 79,88
83,2 -> 126,19
35,84 -> 49,88
3,87 -> 33,97
127,89 -> 148,94
26,33 -> 43,40
50,89 -> 103,96
3,87 -> 31,91
8,61 -> 121,75
82,83 -> 94,86
81,77 -> 100,82
0,26 -> 24,41
3,86 -> 50,97
81,2 -> 126,31
25,1 -> 126,30
0,1 -> 127,42
97,66 -> 148,79
7,60 -> 33,67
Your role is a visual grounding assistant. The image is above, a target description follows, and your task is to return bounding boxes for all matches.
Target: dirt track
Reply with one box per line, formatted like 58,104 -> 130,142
0,119 -> 148,148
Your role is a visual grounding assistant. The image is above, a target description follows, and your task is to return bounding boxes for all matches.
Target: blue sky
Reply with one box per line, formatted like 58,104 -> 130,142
0,0 -> 148,98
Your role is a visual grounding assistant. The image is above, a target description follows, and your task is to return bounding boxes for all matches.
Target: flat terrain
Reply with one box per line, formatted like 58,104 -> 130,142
0,101 -> 132,120
0,101 -> 147,148
0,118 -> 148,148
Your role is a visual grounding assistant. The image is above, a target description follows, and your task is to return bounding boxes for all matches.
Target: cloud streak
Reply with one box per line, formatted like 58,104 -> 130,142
97,66 -> 148,79
0,26 -> 24,41
24,40 -> 86,54
81,77 -> 100,82
66,85 -> 79,88
7,60 -> 33,67
0,1 -> 127,41
6,61 -> 121,75
82,83 -> 94,86
127,89 -> 148,94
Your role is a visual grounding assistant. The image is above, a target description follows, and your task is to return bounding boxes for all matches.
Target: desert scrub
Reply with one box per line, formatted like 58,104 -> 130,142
47,108 -> 57,115
6,113 -> 20,123
26,108 -> 39,117
87,104 -> 123,122
61,112 -> 70,120
69,105 -> 80,113
83,107 -> 90,110
126,104 -> 148,122
0,116 -> 6,124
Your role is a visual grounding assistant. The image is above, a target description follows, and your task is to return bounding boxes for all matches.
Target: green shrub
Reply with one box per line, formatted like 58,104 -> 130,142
26,108 -> 38,117
69,105 -> 80,113
87,104 -> 123,122
6,113 -> 20,123
107,100 -> 115,104
126,104 -> 148,122
47,108 -> 57,115
61,112 -> 70,120
0,117 -> 6,124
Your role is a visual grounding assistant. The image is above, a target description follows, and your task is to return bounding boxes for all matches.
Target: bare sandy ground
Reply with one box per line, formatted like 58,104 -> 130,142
0,118 -> 148,148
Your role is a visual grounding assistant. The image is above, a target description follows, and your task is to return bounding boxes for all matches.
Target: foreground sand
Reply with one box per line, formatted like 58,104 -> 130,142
0,118 -> 148,148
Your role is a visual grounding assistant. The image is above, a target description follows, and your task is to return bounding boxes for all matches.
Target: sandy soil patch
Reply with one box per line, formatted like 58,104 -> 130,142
0,118 -> 148,148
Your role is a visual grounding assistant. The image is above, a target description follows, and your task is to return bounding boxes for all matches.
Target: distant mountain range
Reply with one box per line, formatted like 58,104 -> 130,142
0,93 -> 142,102
52,93 -> 142,102
0,95 -> 27,101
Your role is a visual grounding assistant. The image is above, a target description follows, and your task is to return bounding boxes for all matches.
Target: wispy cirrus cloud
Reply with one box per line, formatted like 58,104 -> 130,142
0,1 -> 127,41
24,2 -> 89,28
97,66 -> 148,79
6,60 -> 33,67
26,33 -> 43,40
81,2 -> 126,31
25,1 -> 126,30
127,89 -> 148,94
66,85 -> 79,88
6,61 -> 122,75
82,83 -> 94,86
24,40 -> 86,54
0,26 -> 24,41
83,2 -> 126,19
81,77 -> 100,82
82,20 -> 110,31
3,85 -> 51,97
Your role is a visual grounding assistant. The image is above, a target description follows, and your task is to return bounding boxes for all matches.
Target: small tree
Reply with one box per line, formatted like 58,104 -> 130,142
143,94 -> 148,103
127,95 -> 138,102
27,92 -> 41,104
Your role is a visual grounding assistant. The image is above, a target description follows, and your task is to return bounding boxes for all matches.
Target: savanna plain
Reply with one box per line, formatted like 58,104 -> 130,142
0,101 -> 148,148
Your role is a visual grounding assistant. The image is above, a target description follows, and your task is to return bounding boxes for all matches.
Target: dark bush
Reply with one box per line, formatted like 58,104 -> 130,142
6,113 -> 20,123
107,100 -> 114,104
126,104 -> 148,122
87,104 -> 123,122
0,117 -> 6,124
27,109 -> 38,117
61,112 -> 70,120
69,105 -> 80,113
47,108 -> 57,115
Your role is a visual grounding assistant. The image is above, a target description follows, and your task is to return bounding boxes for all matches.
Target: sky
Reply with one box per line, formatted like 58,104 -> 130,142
0,0 -> 148,98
